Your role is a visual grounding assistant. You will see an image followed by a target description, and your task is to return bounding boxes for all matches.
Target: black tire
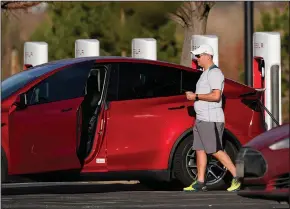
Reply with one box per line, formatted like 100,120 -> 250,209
172,134 -> 238,190
1,148 -> 8,183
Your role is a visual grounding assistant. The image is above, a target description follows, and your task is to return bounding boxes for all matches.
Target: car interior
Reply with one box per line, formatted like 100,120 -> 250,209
78,67 -> 105,162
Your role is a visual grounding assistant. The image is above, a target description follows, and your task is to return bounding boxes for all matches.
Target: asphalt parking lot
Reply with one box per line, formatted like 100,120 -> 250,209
1,182 -> 288,209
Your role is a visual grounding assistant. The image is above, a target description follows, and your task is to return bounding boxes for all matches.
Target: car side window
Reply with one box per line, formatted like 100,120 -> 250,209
117,63 -> 181,101
27,61 -> 96,105
181,70 -> 202,93
107,64 -> 119,102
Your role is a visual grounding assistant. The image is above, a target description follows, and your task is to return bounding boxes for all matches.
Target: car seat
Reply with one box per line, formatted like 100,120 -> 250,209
78,72 -> 101,160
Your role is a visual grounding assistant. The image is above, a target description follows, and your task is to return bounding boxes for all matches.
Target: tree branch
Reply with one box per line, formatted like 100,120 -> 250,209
201,2 -> 215,19
207,2 -> 216,9
167,12 -> 185,27
169,1 -> 216,67
1,2 -> 9,9
177,3 -> 192,26
170,2 -> 216,27
1,1 -> 41,10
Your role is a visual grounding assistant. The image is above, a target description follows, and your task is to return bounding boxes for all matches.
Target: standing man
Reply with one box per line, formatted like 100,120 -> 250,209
183,44 -> 241,192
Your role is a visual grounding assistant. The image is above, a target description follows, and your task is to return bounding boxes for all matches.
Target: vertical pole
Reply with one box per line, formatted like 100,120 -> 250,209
271,65 -> 280,128
244,1 -> 254,86
11,48 -> 19,75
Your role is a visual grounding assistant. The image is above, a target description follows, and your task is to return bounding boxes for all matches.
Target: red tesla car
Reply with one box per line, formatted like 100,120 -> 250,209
1,56 -> 265,189
236,123 -> 289,202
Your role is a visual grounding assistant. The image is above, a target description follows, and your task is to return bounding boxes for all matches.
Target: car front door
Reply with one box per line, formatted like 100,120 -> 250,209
8,61 -> 96,175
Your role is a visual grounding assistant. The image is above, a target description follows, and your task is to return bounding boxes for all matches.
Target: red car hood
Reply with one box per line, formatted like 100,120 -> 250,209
244,123 -> 289,150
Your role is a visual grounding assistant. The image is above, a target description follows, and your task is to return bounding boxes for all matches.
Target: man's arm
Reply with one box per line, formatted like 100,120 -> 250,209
186,69 -> 224,102
197,90 -> 221,102
186,90 -> 221,102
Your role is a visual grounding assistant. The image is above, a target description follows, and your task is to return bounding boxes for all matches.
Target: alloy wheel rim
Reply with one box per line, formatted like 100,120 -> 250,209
185,148 -> 228,185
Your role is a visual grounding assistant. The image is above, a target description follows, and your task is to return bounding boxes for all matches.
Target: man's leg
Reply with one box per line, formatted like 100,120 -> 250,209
210,122 -> 241,191
213,149 -> 241,191
210,122 -> 237,176
194,121 -> 241,191
196,150 -> 207,182
212,151 -> 236,177
183,120 -> 207,192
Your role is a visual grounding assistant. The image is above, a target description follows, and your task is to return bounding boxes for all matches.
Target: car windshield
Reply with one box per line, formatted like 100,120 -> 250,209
1,61 -> 72,100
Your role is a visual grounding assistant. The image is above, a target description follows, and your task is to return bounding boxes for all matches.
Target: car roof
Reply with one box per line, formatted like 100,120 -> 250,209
35,56 -> 258,93
37,56 -> 194,72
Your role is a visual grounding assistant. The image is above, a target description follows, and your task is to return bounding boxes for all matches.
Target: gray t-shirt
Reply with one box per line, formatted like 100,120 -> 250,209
194,65 -> 225,122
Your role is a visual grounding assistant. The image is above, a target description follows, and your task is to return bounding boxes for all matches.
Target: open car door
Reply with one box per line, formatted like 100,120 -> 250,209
8,60 -> 102,175
76,64 -> 110,165
8,92 -> 84,175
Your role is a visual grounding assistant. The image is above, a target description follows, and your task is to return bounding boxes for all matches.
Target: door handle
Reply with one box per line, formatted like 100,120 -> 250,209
168,105 -> 185,110
61,108 -> 72,112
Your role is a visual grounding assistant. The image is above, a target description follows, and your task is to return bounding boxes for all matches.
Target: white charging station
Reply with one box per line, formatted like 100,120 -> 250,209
191,35 -> 219,69
75,39 -> 100,58
253,32 -> 282,130
131,38 -> 157,60
24,42 -> 48,68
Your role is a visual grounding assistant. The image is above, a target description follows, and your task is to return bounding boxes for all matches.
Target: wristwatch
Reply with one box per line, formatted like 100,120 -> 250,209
195,94 -> 199,101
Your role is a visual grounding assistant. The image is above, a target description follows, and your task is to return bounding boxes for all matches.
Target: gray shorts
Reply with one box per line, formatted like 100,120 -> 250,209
192,119 -> 225,154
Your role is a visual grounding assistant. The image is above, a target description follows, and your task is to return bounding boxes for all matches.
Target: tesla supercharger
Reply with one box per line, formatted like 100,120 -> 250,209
75,39 -> 100,58
191,35 -> 219,70
253,32 -> 282,130
131,38 -> 157,60
24,42 -> 48,70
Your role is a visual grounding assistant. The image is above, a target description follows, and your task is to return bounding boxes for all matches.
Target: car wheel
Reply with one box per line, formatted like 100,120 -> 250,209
172,134 -> 238,190
1,148 -> 8,183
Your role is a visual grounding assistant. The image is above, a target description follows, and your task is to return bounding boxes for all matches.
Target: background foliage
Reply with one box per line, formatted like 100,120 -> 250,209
2,2 -> 289,122
30,2 -> 182,63
257,7 -> 289,98
239,6 -> 289,122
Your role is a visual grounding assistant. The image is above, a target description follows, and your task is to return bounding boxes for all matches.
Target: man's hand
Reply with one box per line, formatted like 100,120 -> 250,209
185,91 -> 196,101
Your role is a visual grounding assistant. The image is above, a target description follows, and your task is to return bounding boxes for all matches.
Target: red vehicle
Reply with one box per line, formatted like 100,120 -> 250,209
236,123 -> 289,202
1,57 -> 265,189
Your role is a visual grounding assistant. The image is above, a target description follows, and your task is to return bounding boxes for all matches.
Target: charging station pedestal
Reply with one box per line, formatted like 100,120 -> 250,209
75,39 -> 100,58
24,42 -> 48,70
131,38 -> 157,60
253,32 -> 281,130
191,35 -> 219,70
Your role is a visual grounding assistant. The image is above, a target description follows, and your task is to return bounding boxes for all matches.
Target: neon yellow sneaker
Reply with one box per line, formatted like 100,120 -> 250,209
183,180 -> 207,192
227,177 -> 241,192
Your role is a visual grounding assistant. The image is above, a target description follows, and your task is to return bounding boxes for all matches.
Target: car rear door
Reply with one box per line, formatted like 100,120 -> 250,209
8,61 -> 96,175
105,62 -> 198,171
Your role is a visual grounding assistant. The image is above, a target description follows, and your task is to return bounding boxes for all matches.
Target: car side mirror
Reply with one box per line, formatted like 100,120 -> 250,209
13,93 -> 28,110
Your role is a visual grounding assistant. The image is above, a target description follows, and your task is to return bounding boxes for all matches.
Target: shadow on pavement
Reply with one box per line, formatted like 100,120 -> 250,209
238,190 -> 289,204
2,183 -> 147,195
2,182 -> 184,196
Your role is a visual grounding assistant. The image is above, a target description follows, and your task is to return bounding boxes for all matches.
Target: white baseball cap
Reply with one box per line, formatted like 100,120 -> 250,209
190,44 -> 214,56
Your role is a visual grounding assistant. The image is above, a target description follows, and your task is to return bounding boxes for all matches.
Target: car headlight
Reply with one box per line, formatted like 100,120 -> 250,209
269,138 -> 289,150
